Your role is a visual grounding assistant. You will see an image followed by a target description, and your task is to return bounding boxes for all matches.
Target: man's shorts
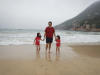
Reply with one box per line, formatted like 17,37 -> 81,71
46,37 -> 53,43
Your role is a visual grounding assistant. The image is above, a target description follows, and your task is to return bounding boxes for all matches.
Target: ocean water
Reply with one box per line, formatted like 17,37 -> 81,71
0,29 -> 100,45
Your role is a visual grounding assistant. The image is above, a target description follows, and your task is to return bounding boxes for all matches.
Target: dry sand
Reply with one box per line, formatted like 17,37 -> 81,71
0,44 -> 100,75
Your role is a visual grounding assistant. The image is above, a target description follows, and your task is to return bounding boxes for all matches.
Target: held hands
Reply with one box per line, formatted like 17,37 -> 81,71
33,42 -> 35,45
55,36 -> 56,41
33,43 -> 35,45
42,38 -> 45,41
42,37 -> 45,41
40,38 -> 45,41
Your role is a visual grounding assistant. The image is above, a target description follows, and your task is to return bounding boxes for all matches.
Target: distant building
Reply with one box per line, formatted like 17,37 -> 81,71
86,24 -> 90,31
92,24 -> 96,29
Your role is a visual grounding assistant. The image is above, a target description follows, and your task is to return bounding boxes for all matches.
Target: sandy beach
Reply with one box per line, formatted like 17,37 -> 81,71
0,44 -> 100,75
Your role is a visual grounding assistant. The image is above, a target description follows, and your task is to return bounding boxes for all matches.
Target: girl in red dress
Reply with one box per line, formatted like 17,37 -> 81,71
34,33 -> 43,54
55,35 -> 61,55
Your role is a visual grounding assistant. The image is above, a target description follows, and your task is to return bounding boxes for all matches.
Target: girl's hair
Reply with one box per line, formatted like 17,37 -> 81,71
57,35 -> 60,40
37,33 -> 41,38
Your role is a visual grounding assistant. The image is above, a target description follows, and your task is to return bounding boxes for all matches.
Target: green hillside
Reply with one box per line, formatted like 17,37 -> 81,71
55,1 -> 100,30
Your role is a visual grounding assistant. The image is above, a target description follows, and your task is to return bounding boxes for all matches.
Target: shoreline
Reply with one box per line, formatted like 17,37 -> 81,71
0,42 -> 100,46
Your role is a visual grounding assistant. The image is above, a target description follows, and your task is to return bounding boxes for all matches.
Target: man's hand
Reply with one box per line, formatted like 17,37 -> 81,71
43,38 -> 45,41
55,36 -> 56,41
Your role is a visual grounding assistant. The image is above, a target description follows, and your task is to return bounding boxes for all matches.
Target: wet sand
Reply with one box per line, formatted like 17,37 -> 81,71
70,45 -> 100,58
0,44 -> 100,75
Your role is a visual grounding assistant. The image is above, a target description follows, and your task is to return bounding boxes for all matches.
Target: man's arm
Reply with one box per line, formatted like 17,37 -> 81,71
54,32 -> 56,41
54,32 -> 56,40
54,32 -> 56,37
44,27 -> 47,40
43,32 -> 46,40
53,28 -> 56,38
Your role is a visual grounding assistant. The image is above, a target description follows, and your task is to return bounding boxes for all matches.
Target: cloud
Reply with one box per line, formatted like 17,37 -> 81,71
0,0 -> 98,29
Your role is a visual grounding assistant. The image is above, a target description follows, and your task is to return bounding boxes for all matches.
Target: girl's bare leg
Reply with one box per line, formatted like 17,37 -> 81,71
56,47 -> 60,61
58,47 -> 60,55
38,45 -> 40,52
56,47 -> 58,55
36,45 -> 38,53
36,45 -> 41,58
37,46 -> 40,54
56,47 -> 60,56
36,45 -> 39,57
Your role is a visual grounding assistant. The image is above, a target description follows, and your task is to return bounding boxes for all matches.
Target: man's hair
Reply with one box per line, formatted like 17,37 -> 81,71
48,21 -> 52,24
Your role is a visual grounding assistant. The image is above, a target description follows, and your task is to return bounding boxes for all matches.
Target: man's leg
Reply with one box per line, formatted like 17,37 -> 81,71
48,43 -> 51,53
46,43 -> 48,51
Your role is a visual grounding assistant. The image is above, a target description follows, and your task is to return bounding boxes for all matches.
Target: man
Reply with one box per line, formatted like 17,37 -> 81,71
44,21 -> 56,53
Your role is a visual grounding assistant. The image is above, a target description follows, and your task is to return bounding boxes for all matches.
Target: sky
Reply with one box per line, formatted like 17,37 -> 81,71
0,0 -> 98,29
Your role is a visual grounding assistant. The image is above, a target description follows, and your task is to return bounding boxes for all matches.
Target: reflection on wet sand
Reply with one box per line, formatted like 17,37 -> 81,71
45,51 -> 61,61
45,52 -> 51,61
35,50 -> 61,61
37,52 -> 61,62
35,50 -> 41,59
56,51 -> 60,61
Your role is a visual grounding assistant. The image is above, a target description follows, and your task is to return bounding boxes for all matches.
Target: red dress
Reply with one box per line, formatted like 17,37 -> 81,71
35,37 -> 41,45
56,39 -> 60,47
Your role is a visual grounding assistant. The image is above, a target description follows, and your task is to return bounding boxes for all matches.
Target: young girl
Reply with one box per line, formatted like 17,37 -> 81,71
34,33 -> 42,54
55,35 -> 61,55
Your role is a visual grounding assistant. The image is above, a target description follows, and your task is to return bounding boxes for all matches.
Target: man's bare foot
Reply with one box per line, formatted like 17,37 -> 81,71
48,50 -> 50,53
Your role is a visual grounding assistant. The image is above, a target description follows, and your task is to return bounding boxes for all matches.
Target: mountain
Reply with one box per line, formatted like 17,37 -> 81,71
55,1 -> 100,30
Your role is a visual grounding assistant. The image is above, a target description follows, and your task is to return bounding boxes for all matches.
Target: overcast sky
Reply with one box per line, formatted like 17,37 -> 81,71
0,0 -> 98,29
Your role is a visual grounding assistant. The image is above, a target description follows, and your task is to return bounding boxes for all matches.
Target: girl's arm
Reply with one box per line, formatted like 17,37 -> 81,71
40,39 -> 44,41
33,38 -> 36,45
